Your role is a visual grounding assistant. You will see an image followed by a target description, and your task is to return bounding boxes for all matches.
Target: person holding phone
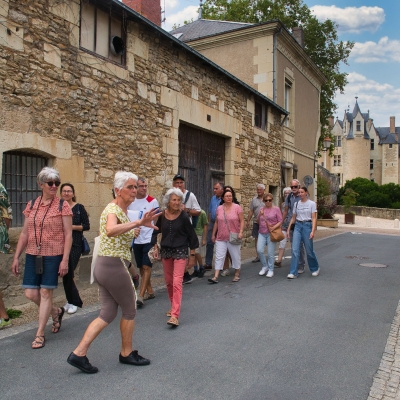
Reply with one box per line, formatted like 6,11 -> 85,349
11,167 -> 73,349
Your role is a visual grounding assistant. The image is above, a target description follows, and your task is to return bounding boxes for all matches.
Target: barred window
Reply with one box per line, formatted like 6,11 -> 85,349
2,151 -> 47,227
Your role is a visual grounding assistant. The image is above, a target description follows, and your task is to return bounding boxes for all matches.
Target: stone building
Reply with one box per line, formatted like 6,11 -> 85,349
170,18 -> 327,192
324,98 -> 400,186
0,0 -> 288,248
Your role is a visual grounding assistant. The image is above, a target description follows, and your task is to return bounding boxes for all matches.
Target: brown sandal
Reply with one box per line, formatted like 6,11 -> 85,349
52,307 -> 65,333
166,309 -> 172,317
32,335 -> 45,349
167,317 -> 179,327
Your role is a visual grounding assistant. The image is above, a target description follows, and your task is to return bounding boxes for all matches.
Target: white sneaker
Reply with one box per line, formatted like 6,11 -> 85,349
68,305 -> 78,314
266,270 -> 274,278
258,266 -> 268,276
287,274 -> 297,279
298,266 -> 305,274
64,303 -> 71,312
221,269 -> 230,276
312,269 -> 320,277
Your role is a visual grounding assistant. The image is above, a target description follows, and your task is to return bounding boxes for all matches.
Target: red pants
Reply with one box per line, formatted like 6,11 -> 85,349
162,258 -> 186,318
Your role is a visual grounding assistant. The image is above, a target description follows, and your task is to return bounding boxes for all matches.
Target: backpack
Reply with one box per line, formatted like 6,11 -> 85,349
183,191 -> 199,228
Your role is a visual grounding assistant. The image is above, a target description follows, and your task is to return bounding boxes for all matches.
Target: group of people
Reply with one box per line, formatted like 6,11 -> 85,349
5,167 -> 320,374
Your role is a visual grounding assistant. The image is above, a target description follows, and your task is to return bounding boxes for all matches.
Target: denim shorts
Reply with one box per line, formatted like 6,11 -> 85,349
22,254 -> 63,289
133,243 -> 153,268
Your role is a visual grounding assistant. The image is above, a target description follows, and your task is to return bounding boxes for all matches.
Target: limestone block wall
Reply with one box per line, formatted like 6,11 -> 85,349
343,137 -> 370,182
0,0 -> 283,299
382,145 -> 399,184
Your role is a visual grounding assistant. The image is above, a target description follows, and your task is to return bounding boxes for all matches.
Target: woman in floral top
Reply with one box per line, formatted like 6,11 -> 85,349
67,171 -> 160,374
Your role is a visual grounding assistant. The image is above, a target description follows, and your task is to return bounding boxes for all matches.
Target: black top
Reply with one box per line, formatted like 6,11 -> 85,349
151,211 -> 199,251
71,203 -> 90,246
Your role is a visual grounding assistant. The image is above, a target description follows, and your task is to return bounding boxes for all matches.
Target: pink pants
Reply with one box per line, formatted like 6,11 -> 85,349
162,257 -> 186,318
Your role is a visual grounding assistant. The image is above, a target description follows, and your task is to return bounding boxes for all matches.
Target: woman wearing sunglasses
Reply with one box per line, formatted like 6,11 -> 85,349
11,167 -> 73,349
257,193 -> 282,278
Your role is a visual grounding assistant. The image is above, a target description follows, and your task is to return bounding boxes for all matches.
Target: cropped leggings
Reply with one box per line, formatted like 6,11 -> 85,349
94,256 -> 136,323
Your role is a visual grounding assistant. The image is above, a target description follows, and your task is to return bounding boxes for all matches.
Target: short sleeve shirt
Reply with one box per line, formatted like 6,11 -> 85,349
128,195 -> 159,244
194,210 -> 208,236
215,203 -> 243,241
23,196 -> 73,256
258,206 -> 283,234
99,203 -> 135,261
250,197 -> 264,221
293,200 -> 317,221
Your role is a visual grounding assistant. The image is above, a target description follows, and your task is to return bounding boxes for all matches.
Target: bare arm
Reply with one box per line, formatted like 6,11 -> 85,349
246,210 -> 254,228
4,218 -> 11,229
310,212 -> 317,239
286,213 -> 296,238
59,215 -> 73,277
211,218 -> 218,243
202,223 -> 208,246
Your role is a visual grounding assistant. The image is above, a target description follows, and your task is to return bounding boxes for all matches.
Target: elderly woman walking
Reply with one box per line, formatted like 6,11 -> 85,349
209,188 -> 244,284
67,172 -> 160,373
11,167 -> 73,349
257,193 -> 283,278
151,188 -> 198,327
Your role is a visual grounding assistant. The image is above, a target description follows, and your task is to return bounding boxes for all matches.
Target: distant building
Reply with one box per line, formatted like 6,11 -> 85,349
323,98 -> 399,186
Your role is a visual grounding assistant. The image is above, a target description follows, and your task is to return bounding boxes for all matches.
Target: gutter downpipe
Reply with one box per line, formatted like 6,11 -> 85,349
273,26 -> 282,103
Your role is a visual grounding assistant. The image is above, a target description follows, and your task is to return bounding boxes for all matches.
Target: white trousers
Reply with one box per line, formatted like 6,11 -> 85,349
214,240 -> 241,270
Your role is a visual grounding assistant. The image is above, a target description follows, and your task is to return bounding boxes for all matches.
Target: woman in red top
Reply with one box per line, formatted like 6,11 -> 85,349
12,167 -> 72,349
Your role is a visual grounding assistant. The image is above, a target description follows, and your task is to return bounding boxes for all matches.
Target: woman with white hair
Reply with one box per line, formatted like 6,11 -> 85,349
274,187 -> 292,267
11,167 -> 73,349
67,171 -> 160,374
151,188 -> 198,327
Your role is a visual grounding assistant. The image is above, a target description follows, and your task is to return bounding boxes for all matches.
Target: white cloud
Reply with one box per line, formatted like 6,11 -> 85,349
164,0 -> 179,10
334,73 -> 400,127
163,5 -> 199,31
311,5 -> 385,33
351,37 -> 400,63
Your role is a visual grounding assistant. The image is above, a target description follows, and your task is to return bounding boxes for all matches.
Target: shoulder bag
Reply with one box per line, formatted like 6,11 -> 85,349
223,206 -> 242,245
262,208 -> 285,243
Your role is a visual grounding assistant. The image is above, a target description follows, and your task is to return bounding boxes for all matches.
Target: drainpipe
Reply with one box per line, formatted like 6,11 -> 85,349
273,26 -> 282,103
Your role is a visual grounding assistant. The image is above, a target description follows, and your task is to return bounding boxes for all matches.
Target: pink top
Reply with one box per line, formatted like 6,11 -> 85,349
215,203 -> 243,241
258,206 -> 282,234
23,196 -> 73,256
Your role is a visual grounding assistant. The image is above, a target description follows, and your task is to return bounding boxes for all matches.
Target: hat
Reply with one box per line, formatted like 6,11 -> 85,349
173,174 -> 185,181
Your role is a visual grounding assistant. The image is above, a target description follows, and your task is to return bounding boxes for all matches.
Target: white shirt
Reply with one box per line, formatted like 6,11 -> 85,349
128,195 -> 159,244
293,199 -> 316,222
183,190 -> 201,223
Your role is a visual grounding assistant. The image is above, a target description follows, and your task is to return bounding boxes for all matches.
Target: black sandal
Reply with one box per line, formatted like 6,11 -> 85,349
32,335 -> 45,349
52,307 -> 64,333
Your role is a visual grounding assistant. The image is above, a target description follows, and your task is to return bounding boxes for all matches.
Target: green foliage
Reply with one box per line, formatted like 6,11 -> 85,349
202,0 -> 354,152
6,308 -> 22,319
338,178 -> 400,209
316,173 -> 337,218
341,188 -> 358,214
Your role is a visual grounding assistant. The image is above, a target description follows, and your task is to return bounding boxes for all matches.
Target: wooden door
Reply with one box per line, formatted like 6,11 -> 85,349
178,125 -> 225,210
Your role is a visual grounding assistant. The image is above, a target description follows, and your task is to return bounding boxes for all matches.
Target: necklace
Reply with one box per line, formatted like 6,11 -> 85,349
33,196 -> 54,252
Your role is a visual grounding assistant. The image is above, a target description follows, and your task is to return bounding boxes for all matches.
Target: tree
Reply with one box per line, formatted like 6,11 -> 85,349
202,0 -> 354,151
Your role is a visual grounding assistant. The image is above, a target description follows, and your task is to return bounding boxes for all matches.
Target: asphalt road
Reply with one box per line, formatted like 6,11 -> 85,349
1,232 -> 399,400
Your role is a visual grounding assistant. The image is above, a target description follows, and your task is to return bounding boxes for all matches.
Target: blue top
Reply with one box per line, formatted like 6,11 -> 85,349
284,193 -> 301,220
208,195 -> 222,222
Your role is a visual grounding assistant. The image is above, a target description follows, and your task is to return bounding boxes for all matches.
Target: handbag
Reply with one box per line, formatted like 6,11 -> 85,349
81,235 -> 91,255
223,207 -> 242,245
269,227 -> 285,242
148,243 -> 160,263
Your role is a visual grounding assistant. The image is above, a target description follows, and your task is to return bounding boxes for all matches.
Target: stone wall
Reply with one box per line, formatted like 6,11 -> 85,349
336,205 -> 400,220
0,0 -> 284,300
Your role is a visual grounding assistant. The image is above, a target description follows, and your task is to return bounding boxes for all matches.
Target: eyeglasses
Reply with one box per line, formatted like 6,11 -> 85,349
264,199 -> 273,202
46,181 -> 61,187
62,190 -> 73,193
290,185 -> 299,189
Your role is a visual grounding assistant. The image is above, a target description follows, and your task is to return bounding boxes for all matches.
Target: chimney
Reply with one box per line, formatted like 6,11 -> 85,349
390,116 -> 395,134
328,116 -> 334,127
292,27 -> 304,48
122,0 -> 161,26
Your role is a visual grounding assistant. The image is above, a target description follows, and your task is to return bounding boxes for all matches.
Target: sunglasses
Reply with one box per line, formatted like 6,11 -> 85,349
290,185 -> 299,189
46,181 -> 61,187
264,199 -> 273,202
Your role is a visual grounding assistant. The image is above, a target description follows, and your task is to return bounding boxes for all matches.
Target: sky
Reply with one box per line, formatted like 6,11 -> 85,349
160,0 -> 400,128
